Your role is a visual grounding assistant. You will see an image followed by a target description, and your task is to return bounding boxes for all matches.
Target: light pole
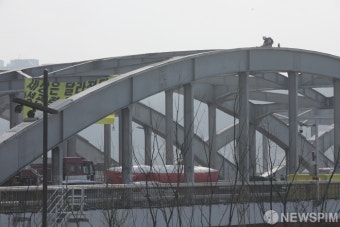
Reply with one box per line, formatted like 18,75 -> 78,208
42,69 -> 48,227
13,69 -> 57,227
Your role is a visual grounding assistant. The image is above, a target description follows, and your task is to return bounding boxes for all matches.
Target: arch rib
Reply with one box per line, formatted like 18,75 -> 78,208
1,48 -> 340,183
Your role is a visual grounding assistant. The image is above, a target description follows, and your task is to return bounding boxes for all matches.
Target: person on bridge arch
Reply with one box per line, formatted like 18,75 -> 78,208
262,36 -> 274,47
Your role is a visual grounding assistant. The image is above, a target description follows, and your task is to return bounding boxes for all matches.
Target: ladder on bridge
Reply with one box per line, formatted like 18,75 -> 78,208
34,187 -> 89,227
35,187 -> 70,227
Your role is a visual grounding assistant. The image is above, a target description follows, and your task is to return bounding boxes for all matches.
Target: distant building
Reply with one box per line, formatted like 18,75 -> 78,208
6,59 -> 39,70
0,60 -> 4,70
0,60 -> 6,72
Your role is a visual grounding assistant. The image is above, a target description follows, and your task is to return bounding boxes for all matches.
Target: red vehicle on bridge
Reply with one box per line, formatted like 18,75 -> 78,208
13,157 -> 95,185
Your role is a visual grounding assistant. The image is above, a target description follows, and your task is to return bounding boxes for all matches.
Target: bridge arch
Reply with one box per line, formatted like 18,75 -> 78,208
1,47 -> 340,183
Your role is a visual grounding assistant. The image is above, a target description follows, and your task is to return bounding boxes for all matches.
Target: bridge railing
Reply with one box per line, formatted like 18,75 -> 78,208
1,181 -> 340,213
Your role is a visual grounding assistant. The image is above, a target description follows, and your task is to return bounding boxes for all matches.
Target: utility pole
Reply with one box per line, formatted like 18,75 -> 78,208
13,69 -> 58,227
42,69 -> 48,227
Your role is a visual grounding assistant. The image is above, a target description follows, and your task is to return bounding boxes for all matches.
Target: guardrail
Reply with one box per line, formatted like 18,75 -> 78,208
0,181 -> 339,213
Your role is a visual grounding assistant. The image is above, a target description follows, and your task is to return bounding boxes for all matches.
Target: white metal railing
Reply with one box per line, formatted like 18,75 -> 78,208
1,181 -> 340,214
34,187 -> 70,227
46,187 -> 70,226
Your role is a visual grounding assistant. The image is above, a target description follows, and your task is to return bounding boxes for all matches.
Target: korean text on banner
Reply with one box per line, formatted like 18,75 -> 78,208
24,77 -> 115,124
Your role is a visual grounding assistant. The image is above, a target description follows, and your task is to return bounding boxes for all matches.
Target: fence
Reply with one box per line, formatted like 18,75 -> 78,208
1,181 -> 339,214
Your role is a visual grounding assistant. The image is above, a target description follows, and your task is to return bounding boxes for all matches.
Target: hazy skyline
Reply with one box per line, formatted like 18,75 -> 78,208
1,0 -> 340,65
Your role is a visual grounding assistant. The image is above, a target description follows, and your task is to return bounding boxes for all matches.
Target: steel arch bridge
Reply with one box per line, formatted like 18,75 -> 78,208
0,47 -> 339,184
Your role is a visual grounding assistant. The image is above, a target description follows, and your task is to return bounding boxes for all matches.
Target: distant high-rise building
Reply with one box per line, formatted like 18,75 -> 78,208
6,59 -> 39,70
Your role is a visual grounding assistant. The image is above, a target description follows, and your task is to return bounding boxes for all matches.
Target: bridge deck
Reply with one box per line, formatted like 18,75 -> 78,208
0,181 -> 338,213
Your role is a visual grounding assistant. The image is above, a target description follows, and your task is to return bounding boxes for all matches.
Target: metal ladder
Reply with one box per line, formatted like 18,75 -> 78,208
35,187 -> 70,227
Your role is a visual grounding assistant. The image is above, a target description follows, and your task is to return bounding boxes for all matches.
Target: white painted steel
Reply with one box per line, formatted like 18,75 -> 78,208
1,48 -> 340,183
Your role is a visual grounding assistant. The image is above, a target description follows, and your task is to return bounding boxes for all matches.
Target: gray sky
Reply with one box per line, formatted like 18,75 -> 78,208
1,0 -> 339,166
1,0 -> 340,65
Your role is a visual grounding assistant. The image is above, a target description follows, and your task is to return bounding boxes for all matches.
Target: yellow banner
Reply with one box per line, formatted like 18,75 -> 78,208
24,78 -> 115,124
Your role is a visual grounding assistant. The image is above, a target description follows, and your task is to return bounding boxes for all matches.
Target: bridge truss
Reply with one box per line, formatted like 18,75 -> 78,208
0,48 -> 339,184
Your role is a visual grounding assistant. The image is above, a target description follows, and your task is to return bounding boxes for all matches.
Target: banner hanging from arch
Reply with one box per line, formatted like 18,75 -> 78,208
23,77 -> 115,124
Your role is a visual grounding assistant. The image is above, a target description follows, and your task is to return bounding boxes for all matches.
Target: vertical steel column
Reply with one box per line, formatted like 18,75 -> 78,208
120,107 -> 132,184
9,94 -> 21,128
208,103 -> 217,169
334,79 -> 340,172
51,146 -> 63,185
144,126 -> 152,165
249,123 -> 256,177
262,135 -> 269,173
104,124 -> 111,172
183,84 -> 194,183
238,72 -> 249,182
118,111 -> 123,165
66,136 -> 77,156
165,90 -> 174,165
288,72 -> 298,174
237,72 -> 249,227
